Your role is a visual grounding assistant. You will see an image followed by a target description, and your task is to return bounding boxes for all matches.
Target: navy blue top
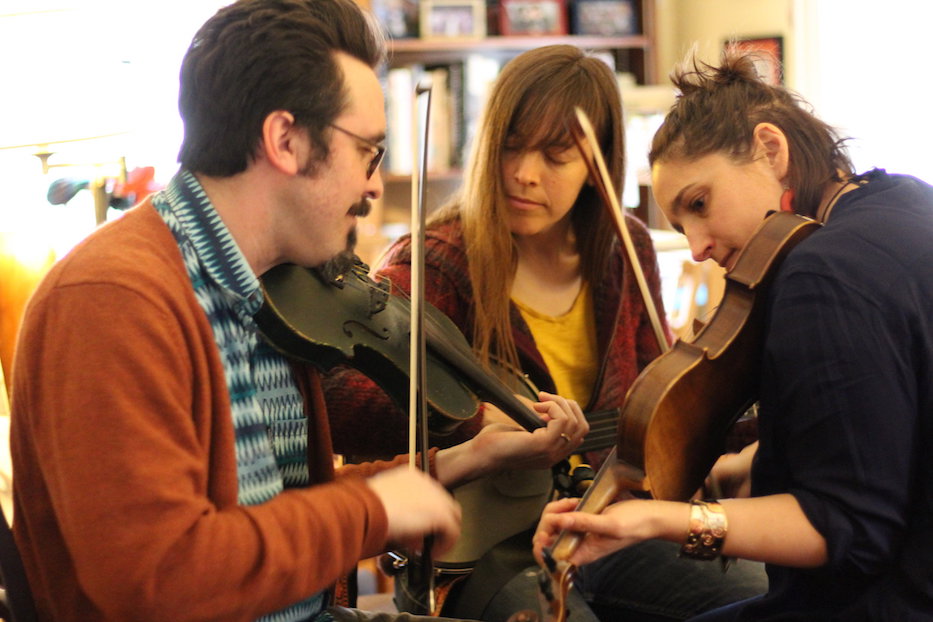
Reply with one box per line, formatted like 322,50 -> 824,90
743,170 -> 933,620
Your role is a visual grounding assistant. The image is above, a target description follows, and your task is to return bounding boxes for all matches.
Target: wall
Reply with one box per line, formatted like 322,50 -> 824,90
653,0 -> 933,182
0,2 -> 227,383
655,0 -> 794,87
793,0 -> 933,181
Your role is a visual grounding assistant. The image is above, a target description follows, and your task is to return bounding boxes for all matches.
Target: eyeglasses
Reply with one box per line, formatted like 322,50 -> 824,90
329,124 -> 386,179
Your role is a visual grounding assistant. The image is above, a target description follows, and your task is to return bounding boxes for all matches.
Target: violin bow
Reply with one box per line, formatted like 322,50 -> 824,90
577,107 -> 738,571
410,83 -> 431,479
536,108 -> 674,622
405,80 -> 436,615
539,446 -> 647,621
572,107 -> 668,355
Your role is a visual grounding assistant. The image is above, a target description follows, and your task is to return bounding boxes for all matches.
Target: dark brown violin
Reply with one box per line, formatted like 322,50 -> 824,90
620,211 -> 820,500
539,211 -> 821,621
536,109 -> 821,622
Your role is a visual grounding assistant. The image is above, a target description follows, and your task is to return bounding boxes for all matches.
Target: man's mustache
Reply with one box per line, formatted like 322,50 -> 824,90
349,199 -> 371,218
313,199 -> 371,274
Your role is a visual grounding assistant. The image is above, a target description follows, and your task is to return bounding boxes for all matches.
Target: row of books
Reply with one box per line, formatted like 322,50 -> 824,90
372,0 -> 638,41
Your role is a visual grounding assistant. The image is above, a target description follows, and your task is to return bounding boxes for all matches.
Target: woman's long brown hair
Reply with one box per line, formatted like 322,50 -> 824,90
430,45 -> 626,373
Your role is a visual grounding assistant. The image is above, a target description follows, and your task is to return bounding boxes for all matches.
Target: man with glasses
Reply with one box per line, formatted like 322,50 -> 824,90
329,123 -> 387,180
9,1 -> 587,621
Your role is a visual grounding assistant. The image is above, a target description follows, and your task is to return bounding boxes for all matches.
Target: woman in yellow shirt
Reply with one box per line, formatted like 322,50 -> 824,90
325,44 -> 767,621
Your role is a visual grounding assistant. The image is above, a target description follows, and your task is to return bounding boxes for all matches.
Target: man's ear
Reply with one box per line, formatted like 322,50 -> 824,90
259,110 -> 303,175
752,122 -> 789,180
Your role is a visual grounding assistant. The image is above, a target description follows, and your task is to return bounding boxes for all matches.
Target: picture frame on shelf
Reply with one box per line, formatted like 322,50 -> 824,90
728,36 -> 784,85
420,0 -> 486,39
571,0 -> 635,36
372,0 -> 419,39
499,0 -> 567,36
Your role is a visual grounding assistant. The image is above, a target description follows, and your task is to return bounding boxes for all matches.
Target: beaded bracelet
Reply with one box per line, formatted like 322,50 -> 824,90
680,500 -> 728,561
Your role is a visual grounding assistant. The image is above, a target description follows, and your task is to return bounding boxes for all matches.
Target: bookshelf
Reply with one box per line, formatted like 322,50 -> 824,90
355,0 -> 659,265
389,34 -> 654,75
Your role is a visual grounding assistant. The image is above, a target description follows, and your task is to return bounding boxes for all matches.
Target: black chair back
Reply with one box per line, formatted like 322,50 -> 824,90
0,504 -> 37,622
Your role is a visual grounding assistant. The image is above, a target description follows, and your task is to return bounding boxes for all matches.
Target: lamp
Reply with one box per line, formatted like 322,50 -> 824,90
1,134 -> 129,226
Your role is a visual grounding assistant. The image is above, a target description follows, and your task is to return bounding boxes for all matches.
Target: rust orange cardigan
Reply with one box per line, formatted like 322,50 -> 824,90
10,202 -> 417,622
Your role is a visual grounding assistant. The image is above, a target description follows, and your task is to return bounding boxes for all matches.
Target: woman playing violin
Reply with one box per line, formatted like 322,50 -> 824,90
534,47 -> 933,620
325,44 -> 765,621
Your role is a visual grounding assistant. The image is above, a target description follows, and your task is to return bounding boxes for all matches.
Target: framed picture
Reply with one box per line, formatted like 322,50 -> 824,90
728,36 -> 784,85
420,0 -> 486,39
572,0 -> 635,37
500,0 -> 567,36
372,0 -> 419,39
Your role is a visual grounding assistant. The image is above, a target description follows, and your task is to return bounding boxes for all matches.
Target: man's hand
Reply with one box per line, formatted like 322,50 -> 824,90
366,467 -> 462,555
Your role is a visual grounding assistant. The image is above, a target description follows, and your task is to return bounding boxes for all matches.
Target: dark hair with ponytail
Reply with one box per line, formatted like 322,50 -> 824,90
649,46 -> 853,217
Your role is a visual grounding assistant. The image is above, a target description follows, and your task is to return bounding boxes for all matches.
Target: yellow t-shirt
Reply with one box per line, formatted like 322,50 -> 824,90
512,281 -> 598,405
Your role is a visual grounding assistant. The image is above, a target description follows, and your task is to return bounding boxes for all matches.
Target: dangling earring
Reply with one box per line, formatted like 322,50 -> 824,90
779,188 -> 795,213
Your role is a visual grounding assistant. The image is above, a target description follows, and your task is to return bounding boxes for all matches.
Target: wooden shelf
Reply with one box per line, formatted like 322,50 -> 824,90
389,34 -> 650,66
363,0 -> 659,253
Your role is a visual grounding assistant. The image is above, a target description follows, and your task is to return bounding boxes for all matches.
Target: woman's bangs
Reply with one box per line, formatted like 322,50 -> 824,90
510,99 -> 576,152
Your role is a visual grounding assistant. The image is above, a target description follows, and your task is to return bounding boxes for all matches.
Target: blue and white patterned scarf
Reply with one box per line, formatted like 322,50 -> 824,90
153,170 -> 324,621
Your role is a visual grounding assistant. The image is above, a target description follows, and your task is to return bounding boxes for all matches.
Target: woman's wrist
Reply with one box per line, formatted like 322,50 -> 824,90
434,436 -> 490,488
679,499 -> 728,561
634,499 -> 694,543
